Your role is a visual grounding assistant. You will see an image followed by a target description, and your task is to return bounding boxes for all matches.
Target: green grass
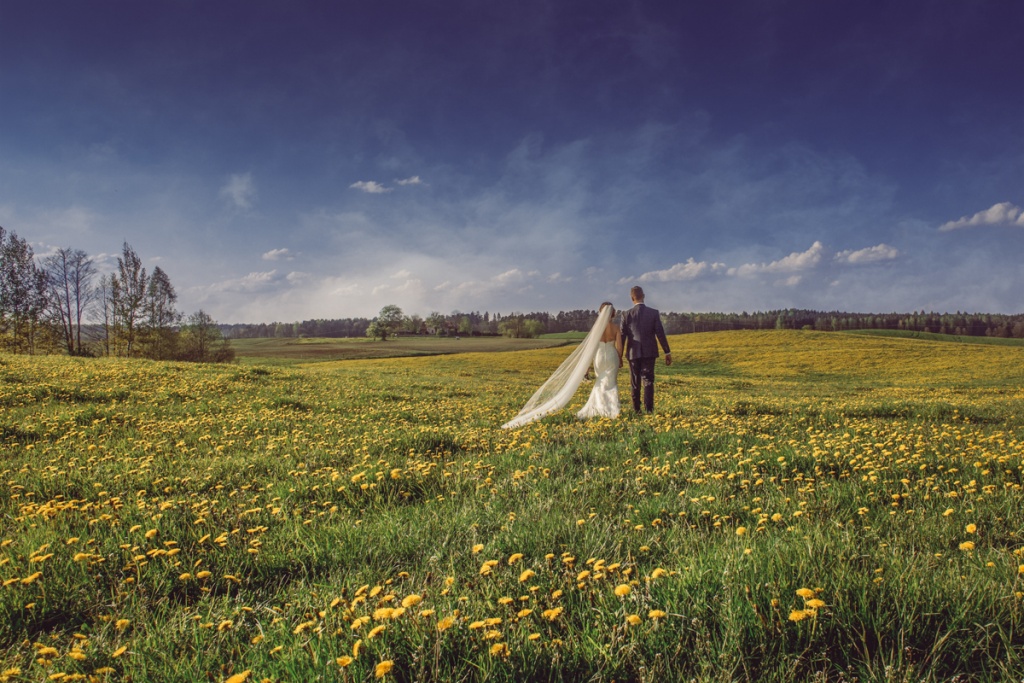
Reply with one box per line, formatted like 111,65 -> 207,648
228,335 -> 573,365
845,329 -> 1024,347
2,330 -> 1024,682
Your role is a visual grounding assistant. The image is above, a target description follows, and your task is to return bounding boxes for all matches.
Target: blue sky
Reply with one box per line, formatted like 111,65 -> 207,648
2,0 -> 1022,322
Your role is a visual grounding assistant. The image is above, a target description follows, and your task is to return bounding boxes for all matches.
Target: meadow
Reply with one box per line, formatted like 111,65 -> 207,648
2,330 -> 1024,682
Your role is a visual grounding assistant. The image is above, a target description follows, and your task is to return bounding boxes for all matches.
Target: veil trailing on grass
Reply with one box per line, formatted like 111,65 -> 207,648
501,305 -> 613,429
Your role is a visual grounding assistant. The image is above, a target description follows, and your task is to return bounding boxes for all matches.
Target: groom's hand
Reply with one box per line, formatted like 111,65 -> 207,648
664,353 -> 672,366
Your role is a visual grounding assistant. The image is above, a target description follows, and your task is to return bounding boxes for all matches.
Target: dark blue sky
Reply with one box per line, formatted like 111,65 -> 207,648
2,0 -> 1022,321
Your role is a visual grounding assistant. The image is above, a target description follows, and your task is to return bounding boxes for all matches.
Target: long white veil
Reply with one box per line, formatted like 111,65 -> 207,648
501,305 -> 613,429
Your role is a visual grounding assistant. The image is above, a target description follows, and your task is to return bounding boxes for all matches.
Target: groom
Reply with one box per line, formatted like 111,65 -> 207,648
619,286 -> 672,413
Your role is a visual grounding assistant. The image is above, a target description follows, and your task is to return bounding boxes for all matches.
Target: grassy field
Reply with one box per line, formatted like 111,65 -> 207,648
2,330 -> 1024,682
845,329 -> 1024,347
228,336 -> 572,365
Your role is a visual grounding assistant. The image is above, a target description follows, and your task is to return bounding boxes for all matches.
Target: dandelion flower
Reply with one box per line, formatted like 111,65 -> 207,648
650,568 -> 667,579
401,594 -> 422,608
367,624 -> 386,639
224,671 -> 251,683
805,599 -> 826,609
736,526 -> 747,536
508,553 -> 524,565
614,584 -> 631,597
374,660 -> 394,678
966,524 -> 977,534
336,656 -> 353,667
788,610 -> 810,622
795,588 -> 815,599
472,544 -> 484,554
959,541 -> 975,551
648,609 -> 667,619
490,642 -> 508,656
519,569 -> 535,583
111,645 -> 128,658
115,619 -> 131,631
626,614 -> 642,626
437,616 -> 455,632
541,607 -> 562,621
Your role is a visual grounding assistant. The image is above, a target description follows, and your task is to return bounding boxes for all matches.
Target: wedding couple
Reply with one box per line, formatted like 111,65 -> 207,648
502,286 -> 672,429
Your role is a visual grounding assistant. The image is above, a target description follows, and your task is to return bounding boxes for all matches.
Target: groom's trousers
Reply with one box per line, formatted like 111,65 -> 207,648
628,357 -> 657,413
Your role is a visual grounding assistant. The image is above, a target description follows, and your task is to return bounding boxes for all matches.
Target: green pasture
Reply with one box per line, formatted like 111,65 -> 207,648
228,335 -> 572,365
3,330 -> 1024,682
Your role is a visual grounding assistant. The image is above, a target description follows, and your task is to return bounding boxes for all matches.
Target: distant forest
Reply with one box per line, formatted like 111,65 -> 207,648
222,309 -> 1024,340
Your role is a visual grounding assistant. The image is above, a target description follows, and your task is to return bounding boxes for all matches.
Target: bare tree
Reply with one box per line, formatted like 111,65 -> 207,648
110,242 -> 148,357
43,247 -> 97,355
143,265 -> 179,359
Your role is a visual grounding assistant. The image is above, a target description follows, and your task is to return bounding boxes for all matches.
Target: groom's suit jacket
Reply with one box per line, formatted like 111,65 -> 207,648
620,303 -> 670,360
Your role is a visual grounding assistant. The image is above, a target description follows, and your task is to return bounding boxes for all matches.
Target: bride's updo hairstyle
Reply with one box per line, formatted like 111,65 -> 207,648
600,301 -> 615,317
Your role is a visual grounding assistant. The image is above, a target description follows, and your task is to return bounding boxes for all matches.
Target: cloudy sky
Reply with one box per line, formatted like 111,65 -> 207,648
2,0 -> 1022,322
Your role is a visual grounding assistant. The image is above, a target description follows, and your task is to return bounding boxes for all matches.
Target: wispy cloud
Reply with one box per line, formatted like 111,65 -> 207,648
834,243 -> 899,264
262,248 -> 294,261
220,172 -> 256,209
627,258 -> 726,283
939,202 -> 1024,232
349,180 -> 392,194
395,175 -> 425,186
729,241 -> 825,277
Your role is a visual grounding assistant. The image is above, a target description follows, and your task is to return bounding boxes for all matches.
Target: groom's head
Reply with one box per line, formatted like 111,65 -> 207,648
630,286 -> 645,303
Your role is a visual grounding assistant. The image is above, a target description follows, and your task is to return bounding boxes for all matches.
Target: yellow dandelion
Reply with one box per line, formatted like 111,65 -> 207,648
614,584 -> 631,597
648,609 -> 667,619
111,645 -> 128,658
795,588 -> 815,599
626,614 -> 642,626
115,619 -> 131,631
196,570 -> 212,579
528,633 -> 541,641
736,526 -> 747,536
353,639 -> 362,657
367,624 -> 386,639
541,607 -> 562,621
224,671 -> 251,683
420,609 -> 435,618
217,620 -> 233,632
437,616 -> 455,632
145,529 -> 158,539
67,651 -> 87,661
805,599 -> 826,609
336,656 -> 353,667
959,541 -> 976,551
472,544 -> 484,554
966,524 -> 977,534
649,568 -> 667,579
374,660 -> 394,679
20,572 -> 42,585
401,594 -> 423,608
508,553 -> 524,565
519,569 -> 536,583
788,610 -> 810,622
943,508 -> 955,517
517,608 -> 533,618
490,642 -> 508,656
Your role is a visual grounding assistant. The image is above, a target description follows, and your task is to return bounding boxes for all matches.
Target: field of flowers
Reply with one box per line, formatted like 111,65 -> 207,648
2,330 -> 1024,682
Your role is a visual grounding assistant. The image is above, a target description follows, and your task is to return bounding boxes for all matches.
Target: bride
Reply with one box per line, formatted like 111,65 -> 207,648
502,302 -> 622,429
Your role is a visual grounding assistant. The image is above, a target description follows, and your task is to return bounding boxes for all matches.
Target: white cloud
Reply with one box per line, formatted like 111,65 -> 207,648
834,243 -> 899,264
262,248 -> 293,261
729,241 -> 825,277
939,202 -> 1024,232
629,258 -> 726,283
395,175 -> 424,186
220,173 -> 256,209
349,180 -> 392,194
204,269 -> 285,293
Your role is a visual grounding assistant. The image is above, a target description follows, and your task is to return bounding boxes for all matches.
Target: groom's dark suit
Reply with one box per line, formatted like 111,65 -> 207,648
620,303 -> 671,413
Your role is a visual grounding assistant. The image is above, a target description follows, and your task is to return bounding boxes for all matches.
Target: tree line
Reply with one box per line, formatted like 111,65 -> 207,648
0,226 -> 233,361
226,306 -> 1024,341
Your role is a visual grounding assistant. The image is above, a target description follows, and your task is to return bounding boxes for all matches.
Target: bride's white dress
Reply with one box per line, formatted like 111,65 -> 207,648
576,341 -> 620,420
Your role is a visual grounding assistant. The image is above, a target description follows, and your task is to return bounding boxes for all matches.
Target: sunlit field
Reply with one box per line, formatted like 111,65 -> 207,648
3,330 -> 1024,682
